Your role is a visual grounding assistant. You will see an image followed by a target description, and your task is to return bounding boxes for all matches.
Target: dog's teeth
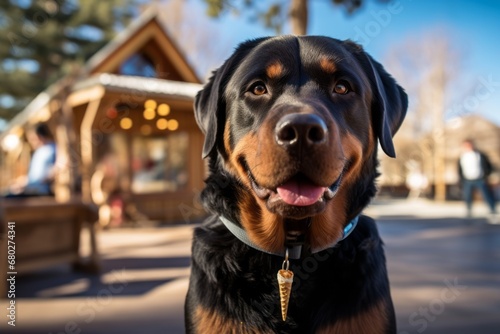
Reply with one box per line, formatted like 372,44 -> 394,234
324,189 -> 333,200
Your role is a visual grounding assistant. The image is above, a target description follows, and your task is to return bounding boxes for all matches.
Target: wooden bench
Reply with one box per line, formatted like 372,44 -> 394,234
0,198 -> 100,297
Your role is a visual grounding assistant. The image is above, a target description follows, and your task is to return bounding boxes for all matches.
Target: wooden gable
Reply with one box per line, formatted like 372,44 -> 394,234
86,9 -> 200,84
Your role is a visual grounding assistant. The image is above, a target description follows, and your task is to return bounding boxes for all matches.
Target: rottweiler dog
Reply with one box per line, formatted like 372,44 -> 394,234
185,35 -> 407,334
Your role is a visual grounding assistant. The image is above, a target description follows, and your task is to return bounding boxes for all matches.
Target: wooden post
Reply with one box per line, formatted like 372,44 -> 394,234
0,201 -> 6,297
80,99 -> 102,203
54,86 -> 77,203
52,72 -> 84,202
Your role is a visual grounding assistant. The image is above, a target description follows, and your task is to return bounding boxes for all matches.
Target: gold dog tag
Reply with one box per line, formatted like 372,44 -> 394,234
277,249 -> 293,321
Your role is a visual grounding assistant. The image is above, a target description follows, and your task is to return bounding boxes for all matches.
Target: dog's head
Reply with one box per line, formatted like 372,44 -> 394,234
195,36 -> 407,254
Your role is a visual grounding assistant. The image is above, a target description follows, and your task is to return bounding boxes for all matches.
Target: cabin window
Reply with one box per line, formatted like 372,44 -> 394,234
131,132 -> 189,193
120,53 -> 157,77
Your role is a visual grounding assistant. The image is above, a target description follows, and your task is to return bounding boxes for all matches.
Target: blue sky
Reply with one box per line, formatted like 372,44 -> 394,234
190,0 -> 500,126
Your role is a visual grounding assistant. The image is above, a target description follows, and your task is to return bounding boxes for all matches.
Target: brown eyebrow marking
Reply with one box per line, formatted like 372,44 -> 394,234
320,57 -> 337,74
266,61 -> 284,79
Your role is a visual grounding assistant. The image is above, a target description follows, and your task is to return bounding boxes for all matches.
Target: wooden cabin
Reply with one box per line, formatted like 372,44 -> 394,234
0,8 -> 206,223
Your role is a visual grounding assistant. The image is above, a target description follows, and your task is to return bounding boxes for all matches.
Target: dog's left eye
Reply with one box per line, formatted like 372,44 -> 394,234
333,81 -> 350,95
250,82 -> 268,96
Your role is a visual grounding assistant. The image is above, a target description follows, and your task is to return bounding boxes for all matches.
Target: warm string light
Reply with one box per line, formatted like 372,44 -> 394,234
142,100 -> 178,131
157,103 -> 170,116
144,99 -> 157,109
143,108 -> 156,120
167,119 -> 179,131
118,101 -> 179,131
120,117 -> 133,130
156,118 -> 168,130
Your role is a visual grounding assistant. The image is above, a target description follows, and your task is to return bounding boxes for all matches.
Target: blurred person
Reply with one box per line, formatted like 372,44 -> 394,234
458,138 -> 497,220
91,137 -> 123,227
406,161 -> 429,199
6,123 -> 56,197
91,136 -> 147,228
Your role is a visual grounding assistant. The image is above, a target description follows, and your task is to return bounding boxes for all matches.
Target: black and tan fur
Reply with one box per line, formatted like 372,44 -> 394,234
185,35 -> 407,334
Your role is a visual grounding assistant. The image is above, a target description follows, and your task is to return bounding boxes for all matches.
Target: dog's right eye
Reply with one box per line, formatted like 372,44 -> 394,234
250,82 -> 268,96
333,81 -> 351,95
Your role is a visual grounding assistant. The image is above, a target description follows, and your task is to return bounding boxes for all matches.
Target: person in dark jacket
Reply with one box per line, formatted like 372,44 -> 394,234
458,139 -> 497,218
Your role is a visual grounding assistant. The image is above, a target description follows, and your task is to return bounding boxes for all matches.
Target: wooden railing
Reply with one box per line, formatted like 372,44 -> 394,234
0,197 -> 100,297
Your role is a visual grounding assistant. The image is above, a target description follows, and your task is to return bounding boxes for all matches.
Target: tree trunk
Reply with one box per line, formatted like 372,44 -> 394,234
289,0 -> 308,35
432,43 -> 448,202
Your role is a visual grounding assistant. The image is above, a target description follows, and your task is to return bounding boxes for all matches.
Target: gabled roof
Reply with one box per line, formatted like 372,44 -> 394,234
85,5 -> 200,83
0,5 -> 203,139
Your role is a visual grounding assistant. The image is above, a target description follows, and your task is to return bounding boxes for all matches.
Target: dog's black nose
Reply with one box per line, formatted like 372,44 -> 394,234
275,113 -> 328,148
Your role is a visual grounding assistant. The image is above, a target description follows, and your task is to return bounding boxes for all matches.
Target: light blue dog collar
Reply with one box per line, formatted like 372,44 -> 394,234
219,215 -> 359,260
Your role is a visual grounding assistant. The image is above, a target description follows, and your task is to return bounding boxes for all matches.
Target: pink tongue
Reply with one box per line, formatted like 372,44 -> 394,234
277,179 -> 326,206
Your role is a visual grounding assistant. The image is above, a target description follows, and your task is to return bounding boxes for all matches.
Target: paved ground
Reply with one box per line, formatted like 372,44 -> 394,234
369,199 -> 500,334
1,198 -> 499,333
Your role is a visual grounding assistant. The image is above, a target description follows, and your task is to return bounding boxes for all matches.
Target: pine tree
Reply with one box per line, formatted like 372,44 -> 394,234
0,0 -> 139,121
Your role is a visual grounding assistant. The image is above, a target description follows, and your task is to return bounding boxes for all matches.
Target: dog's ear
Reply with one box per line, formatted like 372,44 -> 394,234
195,38 -> 269,159
365,54 -> 408,158
343,41 -> 408,158
194,66 -> 228,159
